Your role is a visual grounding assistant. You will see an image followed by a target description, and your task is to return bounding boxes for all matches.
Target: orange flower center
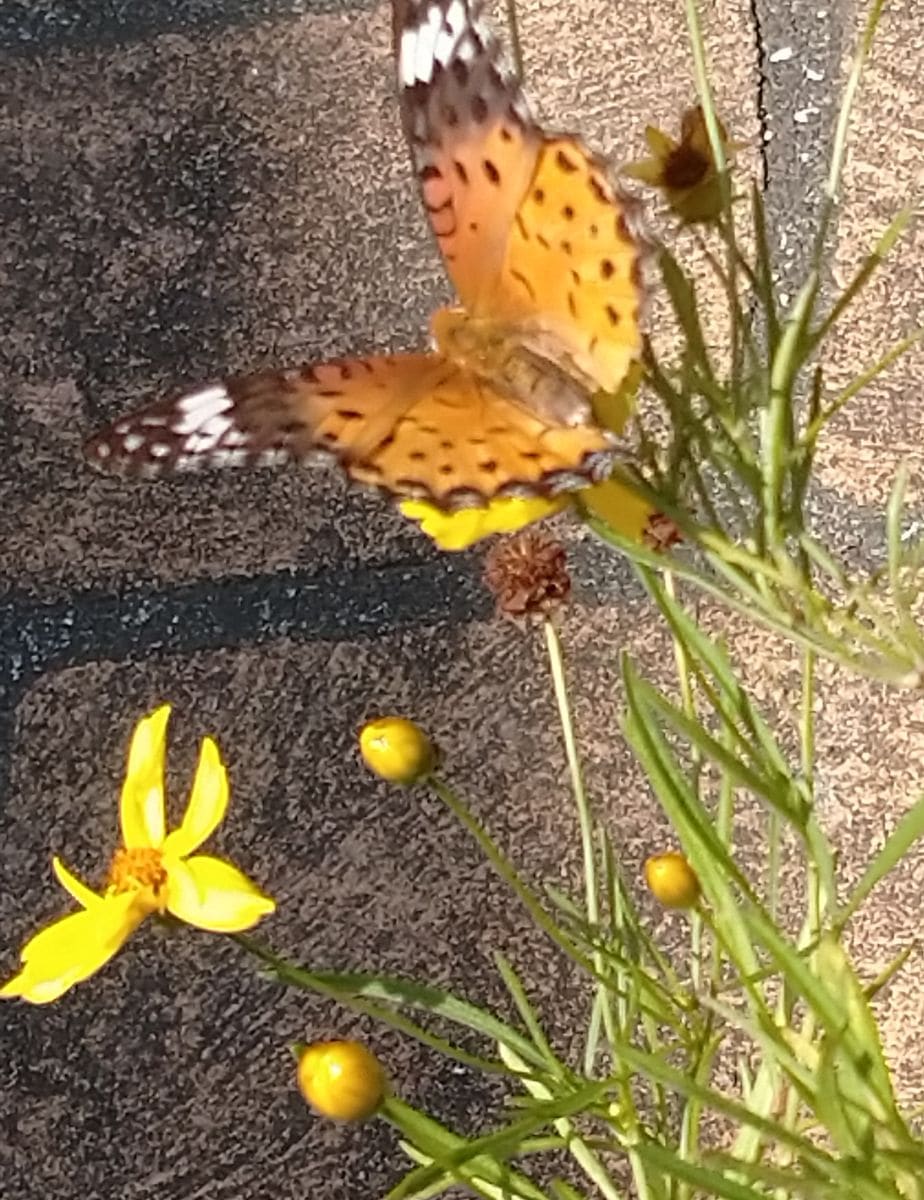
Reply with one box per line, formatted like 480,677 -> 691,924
108,846 -> 168,896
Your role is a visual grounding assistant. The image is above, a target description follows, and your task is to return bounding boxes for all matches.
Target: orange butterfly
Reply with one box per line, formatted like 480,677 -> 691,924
85,0 -> 645,511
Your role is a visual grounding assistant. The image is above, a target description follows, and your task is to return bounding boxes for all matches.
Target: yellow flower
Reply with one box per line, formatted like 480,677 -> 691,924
359,716 -> 434,784
622,105 -> 742,223
1,705 -> 275,1005
578,475 -> 657,542
644,851 -> 701,909
399,493 -> 568,552
297,1040 -> 387,1121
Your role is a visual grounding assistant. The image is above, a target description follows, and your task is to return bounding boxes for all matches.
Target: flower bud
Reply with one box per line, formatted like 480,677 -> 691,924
644,851 -> 701,909
297,1040 -> 387,1122
359,717 -> 434,784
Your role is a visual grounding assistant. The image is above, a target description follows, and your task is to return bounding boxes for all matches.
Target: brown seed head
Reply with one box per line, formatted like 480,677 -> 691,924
483,530 -> 571,619
643,512 -> 683,553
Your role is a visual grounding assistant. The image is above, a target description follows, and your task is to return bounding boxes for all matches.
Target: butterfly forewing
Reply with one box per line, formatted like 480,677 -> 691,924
84,354 -> 440,477
395,0 -> 645,394
394,0 -> 541,314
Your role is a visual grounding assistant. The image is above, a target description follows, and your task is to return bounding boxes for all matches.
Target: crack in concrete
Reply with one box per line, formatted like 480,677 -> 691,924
748,0 -> 770,190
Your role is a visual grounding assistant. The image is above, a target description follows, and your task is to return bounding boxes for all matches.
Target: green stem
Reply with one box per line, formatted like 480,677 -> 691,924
543,617 -> 617,1072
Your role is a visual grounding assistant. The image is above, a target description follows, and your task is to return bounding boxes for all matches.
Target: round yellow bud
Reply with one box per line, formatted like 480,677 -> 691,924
359,717 -> 434,784
644,851 -> 701,909
297,1040 -> 387,1122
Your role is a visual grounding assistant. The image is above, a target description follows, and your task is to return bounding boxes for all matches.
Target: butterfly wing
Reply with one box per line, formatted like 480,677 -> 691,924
84,354 -> 614,508
394,0 -> 540,313
395,0 -> 645,392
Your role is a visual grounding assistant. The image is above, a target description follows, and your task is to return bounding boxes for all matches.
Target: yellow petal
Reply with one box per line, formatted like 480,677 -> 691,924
0,892 -> 146,1005
52,856 -> 105,909
591,361 -> 643,436
164,855 -> 275,932
120,704 -> 171,849
621,158 -> 667,186
579,476 -> 655,541
164,737 -> 229,860
399,494 -> 567,551
644,124 -> 676,157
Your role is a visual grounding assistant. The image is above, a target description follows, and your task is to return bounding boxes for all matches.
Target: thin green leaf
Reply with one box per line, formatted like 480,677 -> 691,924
837,789 -> 924,930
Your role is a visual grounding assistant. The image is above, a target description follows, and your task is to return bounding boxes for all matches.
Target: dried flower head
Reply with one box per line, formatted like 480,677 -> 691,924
483,530 -> 571,619
622,104 -> 742,224
643,512 -> 683,553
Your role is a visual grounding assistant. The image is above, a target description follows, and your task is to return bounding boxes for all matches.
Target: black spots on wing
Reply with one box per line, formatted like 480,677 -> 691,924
556,148 -> 578,174
589,335 -> 599,355
442,103 -> 459,127
616,213 -> 633,243
600,258 -> 615,280
336,408 -> 363,421
604,304 -> 621,327
567,291 -> 578,318
451,59 -> 469,87
589,223 -> 599,238
499,126 -> 512,142
561,239 -> 572,255
533,187 -> 545,204
439,464 -> 454,476
320,430 -> 340,443
514,213 -> 529,240
420,163 -> 441,183
317,388 -> 345,398
478,459 -> 498,474
510,269 -> 537,301
469,221 -> 479,233
472,94 -> 489,123
379,433 -> 396,450
519,449 -> 541,461
279,419 -> 306,435
409,449 -> 427,462
570,269 -> 581,285
536,232 -> 550,250
487,425 -> 511,436
468,436 -> 487,446
439,438 -> 454,450
588,174 -> 610,206
483,158 -> 501,185
454,159 -> 469,184
631,259 -> 645,290
562,204 -> 575,221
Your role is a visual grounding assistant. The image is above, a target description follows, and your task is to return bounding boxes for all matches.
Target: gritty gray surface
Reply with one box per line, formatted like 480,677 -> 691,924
3,0 -> 924,1197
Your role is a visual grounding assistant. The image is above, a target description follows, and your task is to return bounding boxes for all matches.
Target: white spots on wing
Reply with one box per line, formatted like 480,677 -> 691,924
400,0 -> 476,87
148,443 -> 172,459
171,384 -> 232,434
434,0 -> 466,66
122,433 -> 144,453
399,27 -> 421,86
454,36 -> 476,64
94,441 -> 111,459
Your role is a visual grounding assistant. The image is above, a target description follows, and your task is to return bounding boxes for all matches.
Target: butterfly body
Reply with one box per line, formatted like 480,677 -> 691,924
85,0 -> 645,513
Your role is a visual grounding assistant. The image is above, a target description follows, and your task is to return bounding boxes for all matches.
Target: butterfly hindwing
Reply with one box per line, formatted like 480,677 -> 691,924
84,354 -> 614,508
